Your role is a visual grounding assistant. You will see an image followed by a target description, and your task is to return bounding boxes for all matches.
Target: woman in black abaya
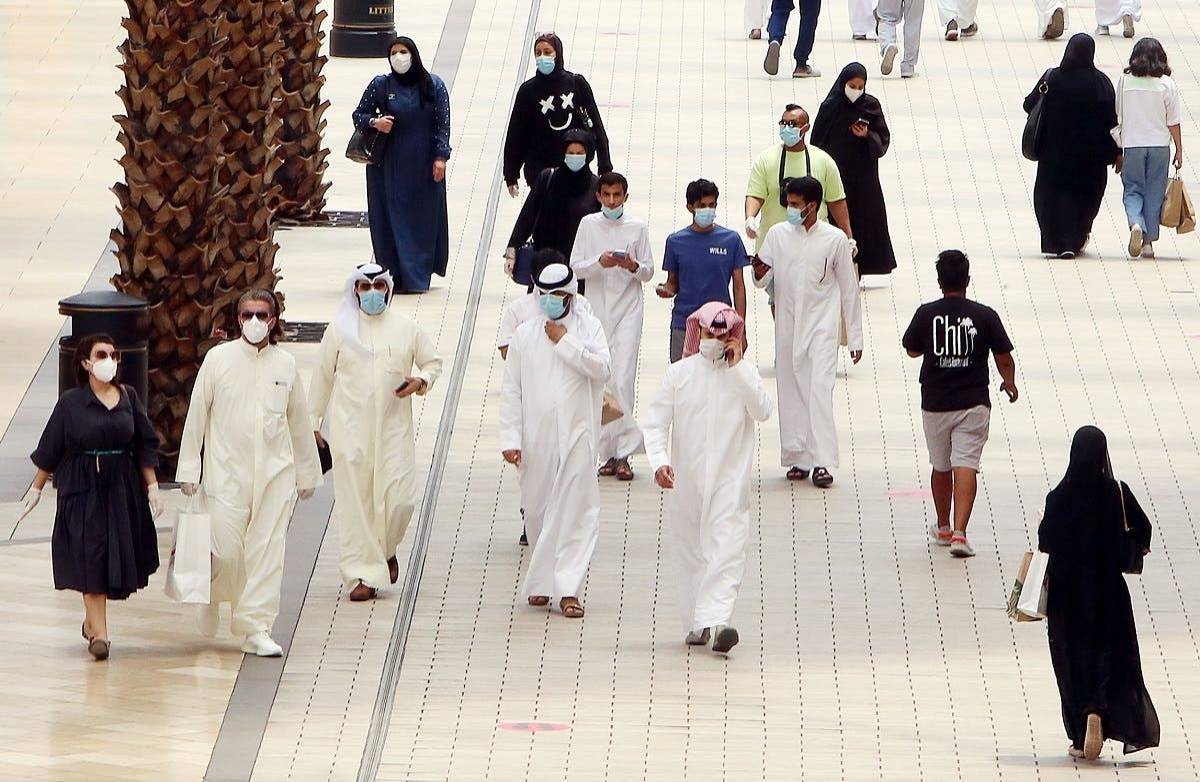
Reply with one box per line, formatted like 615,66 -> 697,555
1038,426 -> 1159,760
811,62 -> 897,277
1023,34 -> 1121,258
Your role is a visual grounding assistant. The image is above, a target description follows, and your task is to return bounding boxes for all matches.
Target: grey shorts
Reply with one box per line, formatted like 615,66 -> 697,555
922,405 -> 991,472
669,328 -> 686,363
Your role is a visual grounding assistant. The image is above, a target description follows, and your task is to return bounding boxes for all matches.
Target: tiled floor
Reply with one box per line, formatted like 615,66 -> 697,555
3,0 -> 1200,779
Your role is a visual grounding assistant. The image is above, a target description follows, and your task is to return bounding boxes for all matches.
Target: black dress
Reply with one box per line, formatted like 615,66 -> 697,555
32,386 -> 160,600
811,63 -> 898,276
1023,35 -> 1119,255
508,164 -> 600,261
1038,426 -> 1159,754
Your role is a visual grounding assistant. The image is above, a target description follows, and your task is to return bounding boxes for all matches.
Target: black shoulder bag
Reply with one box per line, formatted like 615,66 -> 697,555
1021,71 -> 1051,162
346,78 -> 389,165
778,145 -> 811,207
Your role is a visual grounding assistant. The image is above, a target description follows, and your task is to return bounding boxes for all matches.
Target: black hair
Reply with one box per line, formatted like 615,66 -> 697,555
1125,37 -> 1171,78
75,333 -> 118,387
785,175 -> 822,204
936,250 -> 970,291
685,178 -> 719,204
784,103 -> 804,114
562,128 -> 596,163
235,288 -> 285,345
531,248 -> 566,277
598,171 -> 629,193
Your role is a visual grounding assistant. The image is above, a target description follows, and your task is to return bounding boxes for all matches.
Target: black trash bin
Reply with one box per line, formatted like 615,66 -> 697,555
58,291 -> 149,405
331,0 -> 397,58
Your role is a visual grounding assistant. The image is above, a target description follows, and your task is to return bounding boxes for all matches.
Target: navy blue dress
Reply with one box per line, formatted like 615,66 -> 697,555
353,72 -> 452,292
32,386 -> 160,600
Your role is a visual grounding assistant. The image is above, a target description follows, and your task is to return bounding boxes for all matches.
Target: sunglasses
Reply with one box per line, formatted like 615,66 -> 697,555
355,280 -> 390,293
779,120 -> 806,128
92,349 -> 121,362
239,311 -> 273,322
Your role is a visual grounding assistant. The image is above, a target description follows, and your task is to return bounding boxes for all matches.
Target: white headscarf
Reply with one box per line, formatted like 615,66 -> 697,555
334,263 -> 394,354
534,263 -> 578,294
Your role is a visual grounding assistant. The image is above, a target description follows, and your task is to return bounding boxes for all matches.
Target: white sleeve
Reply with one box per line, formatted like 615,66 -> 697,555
753,229 -> 776,290
498,337 -> 524,452
631,225 -> 654,283
641,372 -> 675,474
1165,77 -> 1182,127
497,304 -> 519,348
834,237 -> 864,351
175,355 -> 214,485
570,220 -> 603,279
307,327 -> 338,428
553,319 -> 611,382
731,360 -> 774,422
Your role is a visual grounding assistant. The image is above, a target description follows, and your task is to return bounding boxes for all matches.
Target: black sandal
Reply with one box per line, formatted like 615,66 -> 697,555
786,467 -> 810,481
811,467 -> 834,489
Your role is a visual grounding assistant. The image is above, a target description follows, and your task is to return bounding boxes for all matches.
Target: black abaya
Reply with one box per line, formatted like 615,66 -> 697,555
811,63 -> 897,276
1038,426 -> 1159,754
1023,35 -> 1120,255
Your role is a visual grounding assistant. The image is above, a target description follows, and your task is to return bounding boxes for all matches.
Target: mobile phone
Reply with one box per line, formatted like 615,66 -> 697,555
396,380 -> 411,393
612,250 -> 628,259
854,118 -> 868,126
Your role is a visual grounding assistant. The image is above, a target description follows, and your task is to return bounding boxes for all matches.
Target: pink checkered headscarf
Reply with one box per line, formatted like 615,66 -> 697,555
682,301 -> 745,358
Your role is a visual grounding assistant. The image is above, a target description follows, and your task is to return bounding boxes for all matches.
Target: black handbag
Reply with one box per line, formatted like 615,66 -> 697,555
1022,72 -> 1050,162
346,122 -> 387,165
1116,480 -> 1144,575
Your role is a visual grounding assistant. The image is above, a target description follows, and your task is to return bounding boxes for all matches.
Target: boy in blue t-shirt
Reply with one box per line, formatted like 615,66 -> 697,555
656,179 -> 749,361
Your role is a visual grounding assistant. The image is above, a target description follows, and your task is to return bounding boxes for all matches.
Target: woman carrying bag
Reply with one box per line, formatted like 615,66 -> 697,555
1022,34 -> 1121,259
1037,426 -> 1159,760
352,36 -> 452,293
20,334 -> 164,661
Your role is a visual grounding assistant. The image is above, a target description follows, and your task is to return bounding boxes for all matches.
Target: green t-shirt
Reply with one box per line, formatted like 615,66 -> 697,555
746,143 -> 846,252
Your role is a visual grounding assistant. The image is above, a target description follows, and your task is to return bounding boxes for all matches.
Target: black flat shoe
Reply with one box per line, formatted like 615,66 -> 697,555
811,467 -> 834,488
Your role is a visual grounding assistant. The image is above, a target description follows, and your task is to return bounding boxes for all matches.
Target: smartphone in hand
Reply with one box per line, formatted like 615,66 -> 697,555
396,380 -> 411,393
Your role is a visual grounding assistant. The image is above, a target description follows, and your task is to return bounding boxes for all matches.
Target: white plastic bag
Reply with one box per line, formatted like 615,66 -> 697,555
164,493 -> 211,604
1015,550 -> 1050,620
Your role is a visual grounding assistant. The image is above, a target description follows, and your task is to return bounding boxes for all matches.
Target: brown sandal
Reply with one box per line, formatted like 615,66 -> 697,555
388,556 -> 399,584
786,466 -> 810,481
527,595 -> 550,606
597,458 -> 618,477
560,597 -> 584,618
614,459 -> 634,481
349,581 -> 377,601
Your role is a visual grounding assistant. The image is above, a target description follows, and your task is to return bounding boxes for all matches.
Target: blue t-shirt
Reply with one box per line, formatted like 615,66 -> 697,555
662,224 -> 748,330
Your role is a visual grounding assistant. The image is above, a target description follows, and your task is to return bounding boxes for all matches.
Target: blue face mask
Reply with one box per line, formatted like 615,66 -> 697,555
564,153 -> 587,172
539,293 -> 567,320
779,125 -> 803,147
536,56 -> 556,75
693,207 -> 717,229
359,290 -> 388,315
786,205 -> 809,225
601,204 -> 624,220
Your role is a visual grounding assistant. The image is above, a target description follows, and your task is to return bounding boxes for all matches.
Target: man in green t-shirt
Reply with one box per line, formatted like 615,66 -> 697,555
745,104 -> 854,257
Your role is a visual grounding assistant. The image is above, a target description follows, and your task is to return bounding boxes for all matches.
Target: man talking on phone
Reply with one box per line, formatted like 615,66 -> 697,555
308,263 -> 443,601
642,303 -> 773,656
903,250 -> 1017,559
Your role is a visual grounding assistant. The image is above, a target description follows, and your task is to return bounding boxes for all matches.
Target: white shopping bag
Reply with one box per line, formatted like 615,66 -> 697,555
164,493 -> 211,604
1015,550 -> 1050,620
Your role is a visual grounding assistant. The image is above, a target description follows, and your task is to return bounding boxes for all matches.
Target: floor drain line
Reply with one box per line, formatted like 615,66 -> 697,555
355,0 -> 543,778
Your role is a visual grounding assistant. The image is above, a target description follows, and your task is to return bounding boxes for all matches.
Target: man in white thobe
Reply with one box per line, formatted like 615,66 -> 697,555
1039,1 -> 1138,39
753,176 -> 863,488
849,0 -> 878,39
1032,0 -> 1067,38
500,264 -> 611,619
745,0 -> 769,37
937,0 -> 979,40
570,171 -> 653,481
643,303 -> 773,656
178,289 -> 322,657
308,264 -> 443,602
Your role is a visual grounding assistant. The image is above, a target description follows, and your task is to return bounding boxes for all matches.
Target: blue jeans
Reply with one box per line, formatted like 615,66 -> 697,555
768,0 -> 822,67
1121,146 -> 1170,242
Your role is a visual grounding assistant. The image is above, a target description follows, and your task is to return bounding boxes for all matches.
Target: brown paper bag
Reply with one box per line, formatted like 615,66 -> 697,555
1162,176 -> 1196,234
601,391 -> 624,425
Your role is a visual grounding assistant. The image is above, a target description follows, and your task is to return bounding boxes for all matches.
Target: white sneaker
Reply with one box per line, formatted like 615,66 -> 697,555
949,534 -> 976,558
196,602 -> 220,637
241,631 -> 283,657
929,523 -> 953,547
1141,241 -> 1155,259
881,44 -> 898,75
900,65 -> 916,79
1095,25 -> 1110,36
1129,224 -> 1144,257
685,628 -> 711,646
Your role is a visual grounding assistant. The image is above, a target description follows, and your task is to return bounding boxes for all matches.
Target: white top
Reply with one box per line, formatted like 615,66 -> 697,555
497,292 -> 594,349
1116,74 -> 1182,149
569,212 -> 654,333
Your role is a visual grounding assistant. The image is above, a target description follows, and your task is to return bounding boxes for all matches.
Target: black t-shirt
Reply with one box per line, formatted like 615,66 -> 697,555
902,297 -> 1014,412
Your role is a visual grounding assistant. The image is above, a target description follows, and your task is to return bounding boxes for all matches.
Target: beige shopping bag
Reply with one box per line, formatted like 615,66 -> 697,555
1161,176 -> 1196,234
1005,550 -> 1049,622
600,391 -> 624,425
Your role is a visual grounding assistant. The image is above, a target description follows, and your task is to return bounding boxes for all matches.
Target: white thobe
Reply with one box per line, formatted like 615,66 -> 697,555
756,220 -> 863,470
1096,0 -> 1140,26
570,212 -> 654,462
850,0 -> 878,36
1032,0 -> 1067,33
308,310 -> 443,590
643,355 -> 774,634
744,0 -> 769,30
937,0 -> 978,27
497,292 -> 594,351
178,340 -> 322,637
499,309 -> 611,599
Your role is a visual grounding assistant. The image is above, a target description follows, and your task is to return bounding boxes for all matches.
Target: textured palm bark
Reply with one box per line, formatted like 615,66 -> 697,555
275,0 -> 332,219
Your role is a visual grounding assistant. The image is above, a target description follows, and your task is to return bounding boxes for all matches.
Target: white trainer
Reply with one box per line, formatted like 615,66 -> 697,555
241,631 -> 283,657
1129,224 -> 1144,258
949,535 -> 976,558
881,44 -> 898,75
196,602 -> 220,637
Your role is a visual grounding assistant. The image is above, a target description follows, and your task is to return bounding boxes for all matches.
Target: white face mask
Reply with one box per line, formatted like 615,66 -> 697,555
390,52 -> 412,74
698,338 -> 726,363
845,86 -> 865,103
89,357 -> 118,384
242,316 -> 270,345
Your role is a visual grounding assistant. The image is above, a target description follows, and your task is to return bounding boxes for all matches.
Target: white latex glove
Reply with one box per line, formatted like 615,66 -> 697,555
181,483 -> 199,497
147,483 -> 164,518
17,487 -> 41,521
298,488 -> 315,501
848,238 -> 859,258
504,251 -> 516,280
744,215 -> 760,239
